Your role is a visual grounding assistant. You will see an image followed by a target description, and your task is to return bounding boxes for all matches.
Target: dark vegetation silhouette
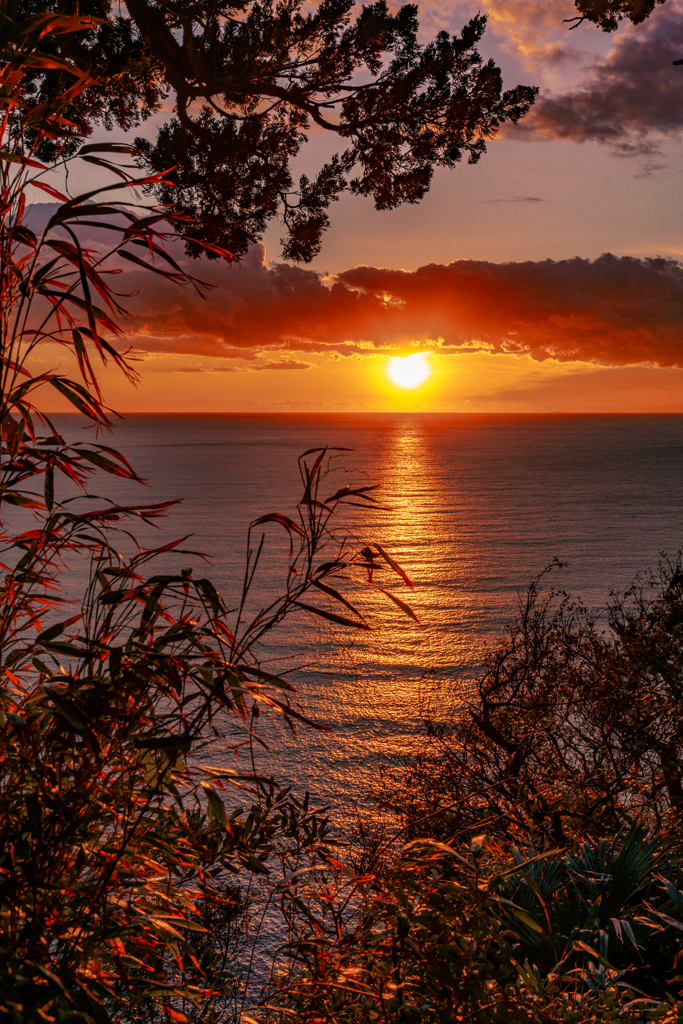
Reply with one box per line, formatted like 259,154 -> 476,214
16,0 -> 539,262
567,0 -> 666,30
4,3 -> 683,1024
0,12 -> 417,1019
260,562 -> 683,1023
389,560 -> 683,846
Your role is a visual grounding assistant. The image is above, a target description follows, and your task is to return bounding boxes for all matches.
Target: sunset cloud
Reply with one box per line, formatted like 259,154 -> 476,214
121,244 -> 683,369
173,359 -> 313,372
480,0 -> 583,69
511,3 -> 683,153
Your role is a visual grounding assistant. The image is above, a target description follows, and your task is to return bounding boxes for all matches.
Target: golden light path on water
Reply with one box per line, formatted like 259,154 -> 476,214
249,419 -> 497,816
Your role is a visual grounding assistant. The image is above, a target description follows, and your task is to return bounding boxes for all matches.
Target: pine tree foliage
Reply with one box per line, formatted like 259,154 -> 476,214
14,0 -> 538,261
567,0 -> 666,30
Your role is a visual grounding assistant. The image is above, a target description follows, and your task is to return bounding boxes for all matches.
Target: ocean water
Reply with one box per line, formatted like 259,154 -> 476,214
49,413 -> 683,809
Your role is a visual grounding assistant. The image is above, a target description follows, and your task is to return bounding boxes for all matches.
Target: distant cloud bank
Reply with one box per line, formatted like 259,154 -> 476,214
123,244 -> 683,369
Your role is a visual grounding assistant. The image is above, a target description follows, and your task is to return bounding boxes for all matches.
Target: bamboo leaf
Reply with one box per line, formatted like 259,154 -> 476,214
44,463 -> 54,512
119,249 -> 185,280
200,782 -> 229,828
30,181 -> 68,201
376,544 -> 414,591
376,587 -> 420,623
311,579 -> 366,621
251,513 -> 304,537
294,601 -> 371,630
0,152 -> 46,168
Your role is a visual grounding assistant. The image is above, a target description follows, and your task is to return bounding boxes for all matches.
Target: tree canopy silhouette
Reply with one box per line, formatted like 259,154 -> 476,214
16,0 -> 537,262
568,0 -> 666,30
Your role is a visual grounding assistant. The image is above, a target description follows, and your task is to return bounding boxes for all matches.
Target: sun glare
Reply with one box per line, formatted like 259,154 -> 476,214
385,353 -> 432,390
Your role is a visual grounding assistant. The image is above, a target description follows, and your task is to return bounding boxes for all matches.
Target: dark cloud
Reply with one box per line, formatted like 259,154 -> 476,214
508,4 -> 683,153
484,196 -> 545,203
122,244 -> 393,357
120,244 -> 683,369
338,254 -> 683,366
26,205 -> 683,369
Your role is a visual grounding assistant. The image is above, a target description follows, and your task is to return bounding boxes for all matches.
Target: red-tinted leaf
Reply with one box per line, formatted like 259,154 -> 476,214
376,587 -> 420,623
294,601 -> 371,630
251,513 -> 304,537
30,181 -> 69,202
376,544 -> 414,591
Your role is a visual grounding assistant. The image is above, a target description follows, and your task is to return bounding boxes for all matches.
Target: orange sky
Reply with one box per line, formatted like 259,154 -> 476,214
32,0 -> 683,414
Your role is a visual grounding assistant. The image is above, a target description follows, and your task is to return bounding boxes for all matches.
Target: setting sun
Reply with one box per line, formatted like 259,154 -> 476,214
385,353 -> 432,390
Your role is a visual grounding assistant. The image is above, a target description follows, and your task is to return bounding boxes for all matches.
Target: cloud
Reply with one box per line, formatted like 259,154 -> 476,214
116,243 -> 683,369
509,3 -> 683,153
122,243 -> 393,357
338,254 -> 683,366
480,0 -> 585,69
484,195 -> 545,203
173,359 -> 312,373
26,204 -> 683,371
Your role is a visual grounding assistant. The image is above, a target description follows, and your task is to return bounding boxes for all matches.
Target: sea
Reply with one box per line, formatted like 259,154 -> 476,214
48,413 -> 683,813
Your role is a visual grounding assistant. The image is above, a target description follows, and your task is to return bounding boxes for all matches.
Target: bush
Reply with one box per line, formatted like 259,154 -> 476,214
386,559 -> 683,848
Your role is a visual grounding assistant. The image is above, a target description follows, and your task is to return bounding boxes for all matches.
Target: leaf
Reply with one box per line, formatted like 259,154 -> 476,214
40,641 -> 84,657
200,782 -> 229,828
376,544 -> 414,591
0,152 -> 46,168
294,601 -> 371,630
1,491 -> 43,508
251,513 -> 304,537
18,12 -> 105,41
493,849 -> 562,882
47,378 -> 103,421
326,484 -> 381,503
237,665 -> 294,691
166,1009 -> 188,1023
507,907 -> 544,934
243,854 -> 270,875
119,249 -> 184,280
311,579 -> 366,621
647,907 -> 683,932
36,616 -> 80,644
44,463 -> 54,513
376,587 -> 420,623
44,690 -> 90,734
77,142 -> 138,156
300,446 -> 351,458
77,448 -> 133,477
181,237 -> 235,259
30,181 -> 69,202
196,577 -> 225,616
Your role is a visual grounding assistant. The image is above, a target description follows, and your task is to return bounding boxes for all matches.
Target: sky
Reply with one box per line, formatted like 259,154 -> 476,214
32,0 -> 683,413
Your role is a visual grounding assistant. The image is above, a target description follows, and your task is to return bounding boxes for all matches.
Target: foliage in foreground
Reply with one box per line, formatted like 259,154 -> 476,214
263,829 -> 683,1023
388,558 -> 683,848
257,559 -> 683,1024
0,14 -> 417,1021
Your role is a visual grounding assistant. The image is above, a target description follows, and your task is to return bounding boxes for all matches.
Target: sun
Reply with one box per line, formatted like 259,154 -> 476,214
385,352 -> 432,390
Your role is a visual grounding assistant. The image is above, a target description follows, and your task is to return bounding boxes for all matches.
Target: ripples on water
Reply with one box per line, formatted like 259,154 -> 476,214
50,413 -> 683,809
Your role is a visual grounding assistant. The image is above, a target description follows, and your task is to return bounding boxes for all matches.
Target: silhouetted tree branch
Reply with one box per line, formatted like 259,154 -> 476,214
16,0 -> 537,261
566,0 -> 666,31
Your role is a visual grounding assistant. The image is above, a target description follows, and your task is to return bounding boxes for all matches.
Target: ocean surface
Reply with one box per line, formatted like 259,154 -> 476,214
50,413 -> 683,811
